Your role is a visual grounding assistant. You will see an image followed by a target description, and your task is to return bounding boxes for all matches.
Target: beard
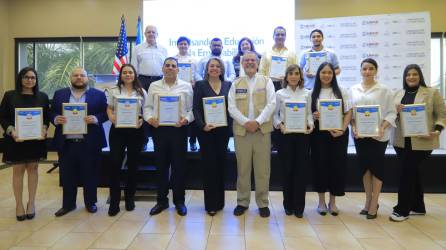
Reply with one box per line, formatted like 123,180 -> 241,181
71,82 -> 87,90
211,48 -> 222,56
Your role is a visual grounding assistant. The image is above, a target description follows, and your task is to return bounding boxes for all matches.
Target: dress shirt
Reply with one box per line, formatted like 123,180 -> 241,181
106,86 -> 148,115
299,48 -> 340,89
228,74 -> 276,126
350,82 -> 397,142
273,86 -> 314,128
174,54 -> 198,83
131,42 -> 167,76
196,55 -> 236,82
259,46 -> 297,81
143,78 -> 194,123
315,87 -> 352,112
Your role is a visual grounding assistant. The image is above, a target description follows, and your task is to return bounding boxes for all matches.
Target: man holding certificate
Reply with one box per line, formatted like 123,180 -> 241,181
390,64 -> 446,222
50,67 -> 108,217
273,64 -> 313,218
144,57 -> 193,216
299,29 -> 341,89
228,51 -> 276,218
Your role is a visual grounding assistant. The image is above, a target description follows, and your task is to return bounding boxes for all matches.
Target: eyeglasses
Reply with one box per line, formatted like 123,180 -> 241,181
22,76 -> 36,80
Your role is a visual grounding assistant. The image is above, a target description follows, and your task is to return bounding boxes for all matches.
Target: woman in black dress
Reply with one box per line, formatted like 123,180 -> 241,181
0,67 -> 49,221
193,57 -> 231,216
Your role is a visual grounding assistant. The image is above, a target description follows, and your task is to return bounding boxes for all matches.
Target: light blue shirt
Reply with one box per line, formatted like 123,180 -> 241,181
65,87 -> 98,139
299,48 -> 340,89
195,55 -> 236,82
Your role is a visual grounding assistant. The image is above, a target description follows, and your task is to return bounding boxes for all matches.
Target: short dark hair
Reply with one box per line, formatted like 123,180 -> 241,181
403,64 -> 427,90
310,29 -> 324,38
177,36 -> 191,45
16,67 -> 39,94
210,37 -> 222,44
163,57 -> 178,66
361,58 -> 378,70
282,64 -> 304,89
204,57 -> 225,82
273,26 -> 286,36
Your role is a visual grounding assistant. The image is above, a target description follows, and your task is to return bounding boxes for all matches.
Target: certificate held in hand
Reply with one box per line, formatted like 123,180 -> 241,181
115,97 -> 139,128
15,107 -> 43,140
318,99 -> 343,130
400,103 -> 429,137
355,105 -> 380,137
284,101 -> 307,133
307,52 -> 327,75
178,63 -> 192,83
203,96 -> 227,127
158,95 -> 181,126
62,103 -> 87,134
269,56 -> 287,79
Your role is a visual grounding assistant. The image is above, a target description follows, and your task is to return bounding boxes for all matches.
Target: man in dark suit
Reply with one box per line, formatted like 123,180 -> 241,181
50,67 -> 108,217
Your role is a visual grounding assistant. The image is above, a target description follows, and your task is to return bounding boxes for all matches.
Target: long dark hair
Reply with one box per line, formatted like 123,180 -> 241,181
403,64 -> 427,90
117,64 -> 144,97
16,67 -> 39,94
233,37 -> 258,62
311,62 -> 344,113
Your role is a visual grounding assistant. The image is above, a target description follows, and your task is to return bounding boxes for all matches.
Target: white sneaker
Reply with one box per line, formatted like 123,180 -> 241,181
409,211 -> 425,215
389,212 -> 408,222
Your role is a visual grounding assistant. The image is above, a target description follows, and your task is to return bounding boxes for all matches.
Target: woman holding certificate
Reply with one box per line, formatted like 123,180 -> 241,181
350,58 -> 396,219
273,64 -> 314,218
193,58 -> 232,216
310,62 -> 352,216
390,64 -> 446,222
0,67 -> 49,221
106,64 -> 147,216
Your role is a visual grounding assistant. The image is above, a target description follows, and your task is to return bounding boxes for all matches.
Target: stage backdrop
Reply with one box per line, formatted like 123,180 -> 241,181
295,12 -> 431,90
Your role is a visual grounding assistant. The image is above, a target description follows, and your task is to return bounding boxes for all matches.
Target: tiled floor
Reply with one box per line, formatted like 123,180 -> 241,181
0,157 -> 445,249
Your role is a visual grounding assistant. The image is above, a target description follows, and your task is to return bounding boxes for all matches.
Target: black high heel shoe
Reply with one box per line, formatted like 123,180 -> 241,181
26,203 -> 36,220
16,215 -> 26,221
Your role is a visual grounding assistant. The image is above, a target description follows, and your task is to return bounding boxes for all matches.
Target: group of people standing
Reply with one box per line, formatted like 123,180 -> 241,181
1,25 -> 445,224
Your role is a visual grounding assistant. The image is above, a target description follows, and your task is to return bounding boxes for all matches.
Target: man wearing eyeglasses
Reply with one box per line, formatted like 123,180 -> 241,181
228,52 -> 276,218
143,57 -> 194,216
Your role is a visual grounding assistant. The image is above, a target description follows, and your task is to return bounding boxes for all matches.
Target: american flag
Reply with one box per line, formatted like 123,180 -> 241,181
112,15 -> 128,75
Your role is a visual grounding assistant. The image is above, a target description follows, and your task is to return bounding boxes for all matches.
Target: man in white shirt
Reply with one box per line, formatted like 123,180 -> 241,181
196,38 -> 236,82
228,51 -> 276,217
131,25 -> 167,91
143,57 -> 194,216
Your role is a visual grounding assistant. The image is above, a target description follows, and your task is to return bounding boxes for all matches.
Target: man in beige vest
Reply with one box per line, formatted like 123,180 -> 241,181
228,51 -> 276,217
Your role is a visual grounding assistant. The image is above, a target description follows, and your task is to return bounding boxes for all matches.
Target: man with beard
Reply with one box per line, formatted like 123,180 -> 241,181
228,51 -> 276,217
196,37 -> 236,82
299,29 -> 341,89
50,67 -> 108,217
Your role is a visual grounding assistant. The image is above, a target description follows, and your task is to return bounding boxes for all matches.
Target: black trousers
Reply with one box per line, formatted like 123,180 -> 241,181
188,121 -> 197,144
393,139 -> 432,216
310,128 -> 349,196
198,128 -> 229,212
278,133 -> 310,213
108,126 -> 144,208
152,126 -> 188,205
59,141 -> 100,209
138,74 -> 162,147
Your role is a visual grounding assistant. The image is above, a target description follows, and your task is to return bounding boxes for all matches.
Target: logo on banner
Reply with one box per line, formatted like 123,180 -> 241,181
362,42 -> 379,48
362,53 -> 379,59
339,33 -> 357,38
406,52 -> 425,58
362,31 -> 379,37
340,54 -> 357,60
406,29 -> 425,35
362,20 -> 379,25
406,18 -> 425,23
300,24 -> 316,29
406,41 -> 425,46
340,22 -> 357,27
340,44 -> 357,49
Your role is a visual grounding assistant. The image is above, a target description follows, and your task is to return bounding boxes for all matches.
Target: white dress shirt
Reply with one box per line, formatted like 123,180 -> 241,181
228,74 -> 276,126
174,54 -> 198,83
350,82 -> 397,141
273,86 -> 314,128
143,78 -> 194,123
131,42 -> 167,76
106,86 -> 147,115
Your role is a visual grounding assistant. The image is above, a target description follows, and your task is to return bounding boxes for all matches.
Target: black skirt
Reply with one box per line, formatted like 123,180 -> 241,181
2,136 -> 47,164
354,138 -> 388,180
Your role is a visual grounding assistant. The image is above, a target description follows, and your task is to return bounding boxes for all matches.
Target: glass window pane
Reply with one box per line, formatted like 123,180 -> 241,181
35,42 -> 80,98
17,42 -> 34,70
430,38 -> 441,90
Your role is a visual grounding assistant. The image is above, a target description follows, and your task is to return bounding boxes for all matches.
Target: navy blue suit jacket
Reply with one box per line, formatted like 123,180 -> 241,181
50,87 -> 108,152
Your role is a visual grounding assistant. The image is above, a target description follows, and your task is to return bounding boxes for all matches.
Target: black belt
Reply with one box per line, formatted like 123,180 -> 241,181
140,75 -> 162,80
66,138 -> 84,143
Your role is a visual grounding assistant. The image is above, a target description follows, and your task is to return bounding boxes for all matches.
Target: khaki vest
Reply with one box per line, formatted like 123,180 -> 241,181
233,75 -> 273,136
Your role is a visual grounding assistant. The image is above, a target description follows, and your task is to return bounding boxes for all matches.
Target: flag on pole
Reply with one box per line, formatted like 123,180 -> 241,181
136,16 -> 143,45
112,15 -> 129,75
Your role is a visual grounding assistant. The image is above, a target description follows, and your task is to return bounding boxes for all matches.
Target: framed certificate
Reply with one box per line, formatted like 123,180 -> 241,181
203,96 -> 227,127
318,99 -> 343,130
400,103 -> 429,137
15,107 -> 43,140
355,105 -> 381,137
158,95 -> 181,126
308,52 -> 327,75
62,103 -> 87,134
284,101 -> 307,133
178,62 -> 192,83
115,97 -> 139,128
269,56 -> 287,79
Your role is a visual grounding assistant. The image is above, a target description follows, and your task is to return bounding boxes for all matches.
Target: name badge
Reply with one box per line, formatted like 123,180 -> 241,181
235,88 -> 247,99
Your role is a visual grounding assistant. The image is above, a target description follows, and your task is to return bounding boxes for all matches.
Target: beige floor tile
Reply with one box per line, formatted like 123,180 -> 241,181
283,236 -> 324,250
313,224 -> 363,249
245,231 -> 284,250
381,223 -> 444,250
140,217 -> 179,234
342,220 -> 389,238
277,220 -> 318,238
127,233 -> 172,250
358,238 -> 404,250
209,218 -> 245,235
50,232 -> 100,250
89,220 -> 145,249
17,220 -> 81,247
71,216 -> 116,233
117,206 -> 151,222
9,247 -> 49,250
0,230 -> 32,249
206,235 -> 245,250
166,221 -> 211,250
